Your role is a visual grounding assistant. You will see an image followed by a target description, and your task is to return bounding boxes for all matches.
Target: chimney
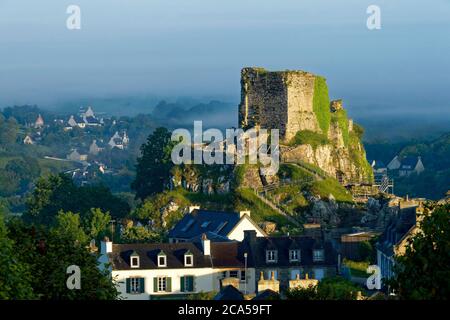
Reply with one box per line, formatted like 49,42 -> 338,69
189,205 -> 200,213
201,233 -> 210,256
100,236 -> 112,254
239,210 -> 251,218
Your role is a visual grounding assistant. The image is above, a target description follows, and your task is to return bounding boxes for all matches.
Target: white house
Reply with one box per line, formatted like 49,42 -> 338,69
98,235 -> 256,300
23,135 -> 34,145
168,208 -> 267,243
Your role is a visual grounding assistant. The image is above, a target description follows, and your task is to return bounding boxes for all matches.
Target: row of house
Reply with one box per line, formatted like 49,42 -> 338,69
371,155 -> 425,178
99,208 -> 339,299
66,106 -> 103,129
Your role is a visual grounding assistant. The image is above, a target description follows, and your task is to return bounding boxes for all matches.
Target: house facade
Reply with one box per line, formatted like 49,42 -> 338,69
242,230 -> 338,293
99,235 -> 256,300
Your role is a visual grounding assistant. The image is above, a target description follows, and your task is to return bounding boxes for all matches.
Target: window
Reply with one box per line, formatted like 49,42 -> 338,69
229,270 -> 239,278
158,277 -> 167,292
221,271 -> 228,279
126,277 -> 144,294
266,250 -> 278,263
240,270 -> 246,282
131,256 -> 140,268
313,249 -> 325,262
184,254 -> 193,267
289,249 -> 300,262
180,276 -> 195,292
158,251 -> 167,267
131,277 -> 140,293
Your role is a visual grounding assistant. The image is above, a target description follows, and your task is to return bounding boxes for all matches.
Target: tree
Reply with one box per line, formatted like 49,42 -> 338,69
0,169 -> 20,196
87,208 -> 111,240
286,277 -> 361,300
52,211 -> 88,244
0,212 -> 35,299
131,127 -> 176,200
25,174 -> 130,226
5,214 -> 119,300
388,205 -> 450,300
121,225 -> 161,243
4,157 -> 41,192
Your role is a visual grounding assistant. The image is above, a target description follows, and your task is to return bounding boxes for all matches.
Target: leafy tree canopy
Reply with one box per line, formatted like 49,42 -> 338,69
389,204 -> 450,300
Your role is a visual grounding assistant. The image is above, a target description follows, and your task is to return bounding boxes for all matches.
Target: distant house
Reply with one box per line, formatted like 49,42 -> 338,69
398,156 -> 425,176
67,149 -> 88,162
387,155 -> 425,176
168,208 -> 267,243
241,230 -> 338,293
89,139 -> 105,155
84,106 -> 95,118
376,206 -> 420,286
387,156 -> 402,170
23,135 -> 34,145
83,115 -> 101,127
68,106 -> 102,128
34,114 -> 44,128
68,115 -> 86,128
108,131 -> 129,150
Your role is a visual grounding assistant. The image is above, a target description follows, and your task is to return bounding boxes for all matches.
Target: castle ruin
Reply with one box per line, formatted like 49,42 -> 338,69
239,67 -> 321,142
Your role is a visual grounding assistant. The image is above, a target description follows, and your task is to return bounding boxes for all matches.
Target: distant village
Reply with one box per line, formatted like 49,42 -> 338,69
22,106 -> 132,186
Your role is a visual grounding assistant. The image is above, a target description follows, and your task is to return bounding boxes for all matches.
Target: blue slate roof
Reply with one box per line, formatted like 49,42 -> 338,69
400,156 -> 418,170
168,209 -> 242,240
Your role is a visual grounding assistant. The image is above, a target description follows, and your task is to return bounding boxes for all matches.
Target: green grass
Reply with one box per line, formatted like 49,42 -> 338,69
277,163 -> 315,181
331,109 -> 349,146
234,187 -> 293,227
309,178 -> 353,202
288,130 -> 330,149
349,132 -> 374,183
0,156 -> 20,169
267,184 -> 309,216
343,259 -> 370,278
313,76 -> 331,135
37,158 -> 77,175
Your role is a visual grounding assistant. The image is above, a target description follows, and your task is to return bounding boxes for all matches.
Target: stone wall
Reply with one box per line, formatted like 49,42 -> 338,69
239,67 -> 319,142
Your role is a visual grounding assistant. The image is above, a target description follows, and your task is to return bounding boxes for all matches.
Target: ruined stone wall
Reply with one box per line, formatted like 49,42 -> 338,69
239,68 -> 289,138
239,68 -> 318,141
238,67 -> 373,184
285,72 -> 319,140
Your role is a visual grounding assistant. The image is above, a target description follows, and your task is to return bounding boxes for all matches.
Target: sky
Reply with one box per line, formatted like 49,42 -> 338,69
0,0 -> 450,115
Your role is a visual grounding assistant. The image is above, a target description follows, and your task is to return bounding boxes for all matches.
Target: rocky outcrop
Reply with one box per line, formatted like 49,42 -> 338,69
239,67 -> 373,184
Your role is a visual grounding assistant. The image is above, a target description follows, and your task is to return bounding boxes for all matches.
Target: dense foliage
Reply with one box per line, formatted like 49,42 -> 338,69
286,277 -> 362,300
388,205 -> 450,300
24,174 -> 129,225
132,127 -> 176,200
312,76 -> 331,135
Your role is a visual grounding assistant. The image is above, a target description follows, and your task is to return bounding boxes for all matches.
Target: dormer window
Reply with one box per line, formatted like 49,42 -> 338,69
289,249 -> 300,262
313,249 -> 325,262
130,251 -> 140,268
266,250 -> 278,263
158,251 -> 167,267
184,251 -> 194,267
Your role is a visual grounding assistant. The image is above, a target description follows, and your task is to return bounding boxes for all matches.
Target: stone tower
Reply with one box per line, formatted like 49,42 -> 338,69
239,67 -> 320,142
